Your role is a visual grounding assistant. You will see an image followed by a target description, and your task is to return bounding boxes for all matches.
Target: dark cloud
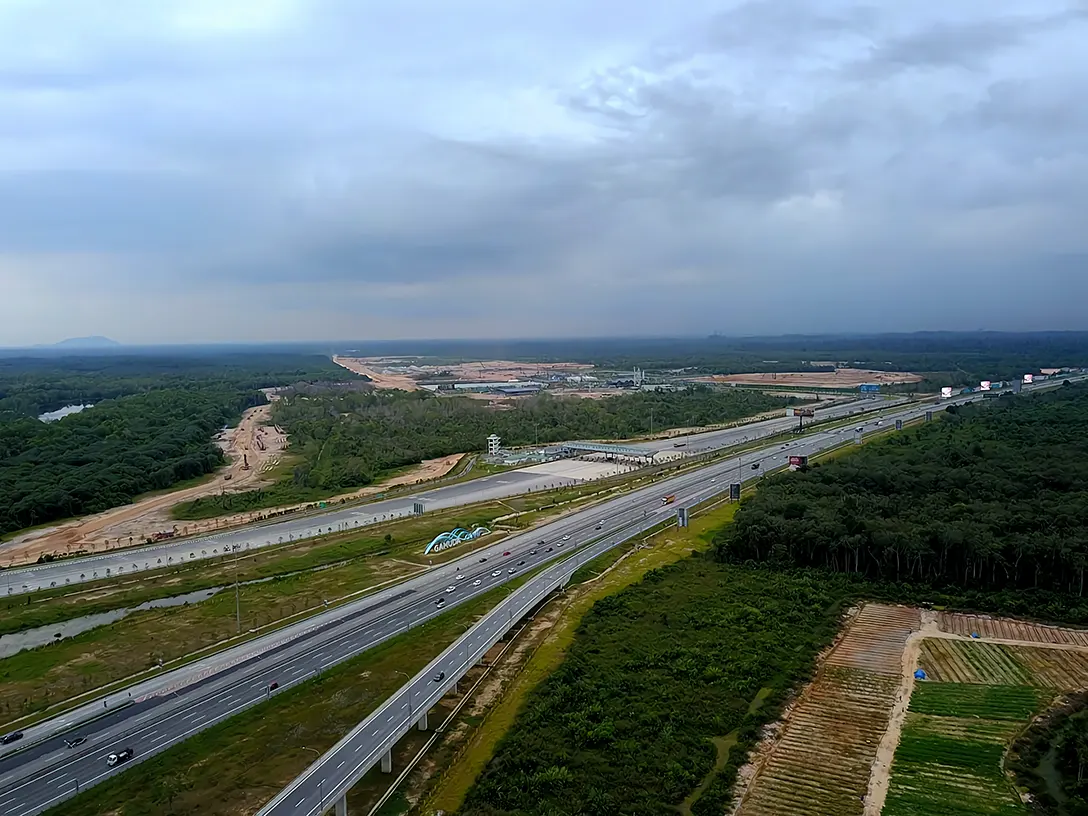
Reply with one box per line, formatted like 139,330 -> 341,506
846,6 -> 1088,79
0,0 -> 1085,343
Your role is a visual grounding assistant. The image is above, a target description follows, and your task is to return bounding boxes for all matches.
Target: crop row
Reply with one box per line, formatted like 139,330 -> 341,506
883,709 -> 1028,816
919,638 -> 1088,690
919,638 -> 1032,685
1008,646 -> 1088,689
825,604 -> 920,676
938,612 -> 1088,647
736,667 -> 898,816
909,681 -> 1047,721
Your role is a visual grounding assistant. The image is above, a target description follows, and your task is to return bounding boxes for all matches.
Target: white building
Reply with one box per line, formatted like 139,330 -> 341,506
487,434 -> 502,456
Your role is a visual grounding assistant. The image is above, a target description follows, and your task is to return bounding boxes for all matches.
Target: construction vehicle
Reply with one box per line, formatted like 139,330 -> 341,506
661,494 -> 676,505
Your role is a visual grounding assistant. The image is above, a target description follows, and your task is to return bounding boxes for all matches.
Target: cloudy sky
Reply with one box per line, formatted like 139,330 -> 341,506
1,0 -> 1086,344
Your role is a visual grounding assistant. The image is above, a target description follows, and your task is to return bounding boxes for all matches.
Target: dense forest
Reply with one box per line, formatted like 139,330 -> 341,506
181,386 -> 795,509
715,383 -> 1088,595
332,332 -> 1088,387
459,561 -> 858,816
0,354 -> 350,536
0,352 -> 346,418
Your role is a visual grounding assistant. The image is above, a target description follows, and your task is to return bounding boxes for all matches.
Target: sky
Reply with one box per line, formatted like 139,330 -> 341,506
1,0 -> 1086,345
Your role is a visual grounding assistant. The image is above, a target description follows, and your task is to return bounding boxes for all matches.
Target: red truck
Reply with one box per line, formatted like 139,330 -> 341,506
661,495 -> 676,505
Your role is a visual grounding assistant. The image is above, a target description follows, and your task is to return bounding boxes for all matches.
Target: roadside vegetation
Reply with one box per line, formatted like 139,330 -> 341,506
716,383 -> 1088,598
422,501 -> 738,814
0,353 -> 352,536
170,385 -> 797,519
0,502 -> 514,724
457,557 -> 860,816
40,586 -> 515,816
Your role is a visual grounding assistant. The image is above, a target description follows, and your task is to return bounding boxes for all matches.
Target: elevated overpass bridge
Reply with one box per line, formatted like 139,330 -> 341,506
560,440 -> 657,461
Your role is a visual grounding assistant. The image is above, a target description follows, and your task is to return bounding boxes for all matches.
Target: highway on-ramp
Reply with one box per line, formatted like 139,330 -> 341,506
1,398 -> 880,597
0,387 -> 1018,816
5,378 -> 1082,815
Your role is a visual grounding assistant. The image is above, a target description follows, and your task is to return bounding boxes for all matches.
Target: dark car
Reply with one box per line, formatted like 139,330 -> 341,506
546,547 -> 553,552
517,560 -> 526,566
268,681 -> 279,691
503,551 -> 511,556
107,747 -> 134,766
433,671 -> 445,682
1,731 -> 23,745
478,557 -> 487,563
64,736 -> 87,749
750,463 -> 760,469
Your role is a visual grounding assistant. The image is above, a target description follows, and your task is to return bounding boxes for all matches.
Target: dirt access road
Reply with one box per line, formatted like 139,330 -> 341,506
0,403 -> 287,566
333,356 -> 421,390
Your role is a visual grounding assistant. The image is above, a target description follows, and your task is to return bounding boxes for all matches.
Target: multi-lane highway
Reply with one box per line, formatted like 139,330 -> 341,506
256,380 -> 1086,816
1,397 -> 882,596
2,379 -> 1076,815
0,390 -> 980,816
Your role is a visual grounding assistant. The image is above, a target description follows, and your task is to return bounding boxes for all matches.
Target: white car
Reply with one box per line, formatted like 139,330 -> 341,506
508,567 -> 516,574
473,579 -> 482,586
456,574 -> 465,581
445,585 -> 456,593
562,534 -> 571,541
491,570 -> 501,577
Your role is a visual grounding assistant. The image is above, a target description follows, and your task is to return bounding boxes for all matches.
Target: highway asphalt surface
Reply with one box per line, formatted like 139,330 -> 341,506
0,388 -> 997,816
1,398 -> 879,596
258,381 -> 1087,816
4,379 -> 1079,815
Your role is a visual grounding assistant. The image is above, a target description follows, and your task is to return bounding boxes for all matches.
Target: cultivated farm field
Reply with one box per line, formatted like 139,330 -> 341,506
735,605 -> 918,816
884,615 -> 1088,816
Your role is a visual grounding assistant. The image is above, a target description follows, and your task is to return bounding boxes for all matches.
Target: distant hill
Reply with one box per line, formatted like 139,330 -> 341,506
50,336 -> 121,348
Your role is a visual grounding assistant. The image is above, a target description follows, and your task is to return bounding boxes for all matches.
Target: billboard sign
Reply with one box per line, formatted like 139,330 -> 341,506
895,419 -> 903,431
1023,374 -> 1034,384
788,455 -> 808,468
729,483 -> 741,501
677,507 -> 689,528
859,384 -> 880,393
792,407 -> 816,418
940,387 -> 954,399
925,411 -> 933,422
980,380 -> 992,391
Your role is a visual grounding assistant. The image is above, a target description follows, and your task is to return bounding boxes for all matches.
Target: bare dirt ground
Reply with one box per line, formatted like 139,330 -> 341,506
332,355 -> 421,390
337,356 -> 594,388
0,403 -> 287,566
700,368 -> 924,388
864,610 -> 938,815
2,442 -> 462,568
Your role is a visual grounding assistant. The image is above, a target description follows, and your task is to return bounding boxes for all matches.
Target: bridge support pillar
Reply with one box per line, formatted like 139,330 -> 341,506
381,748 -> 392,773
335,794 -> 348,816
417,709 -> 428,731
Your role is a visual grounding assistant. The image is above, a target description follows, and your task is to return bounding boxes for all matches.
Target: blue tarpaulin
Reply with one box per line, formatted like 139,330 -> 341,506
914,669 -> 928,680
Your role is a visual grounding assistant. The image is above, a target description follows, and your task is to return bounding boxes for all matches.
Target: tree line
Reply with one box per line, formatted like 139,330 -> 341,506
0,353 -> 354,537
270,386 -> 796,493
0,352 -> 347,419
715,383 -> 1088,596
